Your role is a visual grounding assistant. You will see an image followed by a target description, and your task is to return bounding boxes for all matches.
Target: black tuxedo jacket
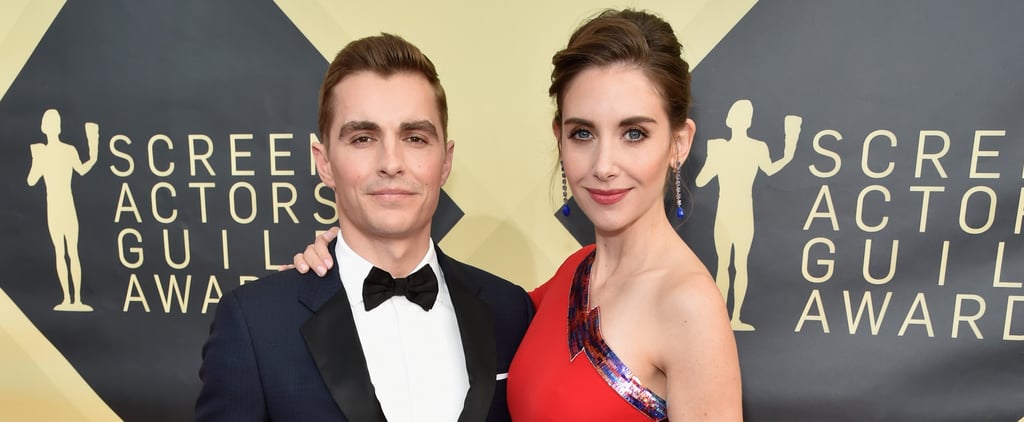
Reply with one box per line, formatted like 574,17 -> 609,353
195,241 -> 533,421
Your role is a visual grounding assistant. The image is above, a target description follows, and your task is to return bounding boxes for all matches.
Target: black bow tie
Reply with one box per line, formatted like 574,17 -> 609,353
362,265 -> 438,312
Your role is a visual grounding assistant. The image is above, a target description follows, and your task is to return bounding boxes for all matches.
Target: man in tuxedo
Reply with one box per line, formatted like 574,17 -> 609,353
195,33 -> 533,421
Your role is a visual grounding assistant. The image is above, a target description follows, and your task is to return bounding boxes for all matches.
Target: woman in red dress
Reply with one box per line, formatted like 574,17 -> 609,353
291,9 -> 742,421
503,9 -> 741,421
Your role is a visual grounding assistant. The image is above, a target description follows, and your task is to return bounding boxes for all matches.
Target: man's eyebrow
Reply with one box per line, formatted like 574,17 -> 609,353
337,120 -> 380,136
400,120 -> 439,137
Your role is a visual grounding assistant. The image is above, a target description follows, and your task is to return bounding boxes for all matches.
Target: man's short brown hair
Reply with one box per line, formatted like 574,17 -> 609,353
317,33 -> 448,142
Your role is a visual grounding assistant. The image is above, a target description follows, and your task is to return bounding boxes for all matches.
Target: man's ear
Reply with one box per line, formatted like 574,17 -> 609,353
440,139 -> 455,186
311,141 -> 335,188
671,118 -> 696,167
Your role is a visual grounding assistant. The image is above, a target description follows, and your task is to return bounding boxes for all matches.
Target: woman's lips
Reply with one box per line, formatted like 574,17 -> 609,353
586,188 -> 629,205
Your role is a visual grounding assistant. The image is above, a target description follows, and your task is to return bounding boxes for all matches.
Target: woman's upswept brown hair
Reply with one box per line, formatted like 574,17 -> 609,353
317,33 -> 448,142
549,9 -> 691,128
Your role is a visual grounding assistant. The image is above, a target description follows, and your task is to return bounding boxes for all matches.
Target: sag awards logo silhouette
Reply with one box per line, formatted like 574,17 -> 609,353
26,108 -> 99,312
697,99 -> 802,331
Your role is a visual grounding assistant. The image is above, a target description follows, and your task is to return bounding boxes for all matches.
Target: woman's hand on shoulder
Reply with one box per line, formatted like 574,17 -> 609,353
276,227 -> 338,277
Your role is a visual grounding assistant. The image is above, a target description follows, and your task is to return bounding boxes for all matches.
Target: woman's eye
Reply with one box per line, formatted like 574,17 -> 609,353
624,128 -> 646,142
570,129 -> 593,141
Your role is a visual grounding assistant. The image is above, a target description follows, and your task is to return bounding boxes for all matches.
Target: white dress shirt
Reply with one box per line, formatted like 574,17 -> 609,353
333,232 -> 469,422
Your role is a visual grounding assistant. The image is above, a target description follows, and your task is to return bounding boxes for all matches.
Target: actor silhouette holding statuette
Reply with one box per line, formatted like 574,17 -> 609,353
696,99 -> 801,331
27,109 -> 98,312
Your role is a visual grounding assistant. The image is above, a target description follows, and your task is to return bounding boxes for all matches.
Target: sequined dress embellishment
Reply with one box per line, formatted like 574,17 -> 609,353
568,251 -> 668,421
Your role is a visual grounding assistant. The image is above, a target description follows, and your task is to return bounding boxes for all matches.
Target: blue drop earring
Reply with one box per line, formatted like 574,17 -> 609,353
561,162 -> 570,216
674,163 -> 685,219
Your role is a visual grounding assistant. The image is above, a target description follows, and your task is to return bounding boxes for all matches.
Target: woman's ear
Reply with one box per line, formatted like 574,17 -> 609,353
671,118 -> 696,167
552,118 -> 563,153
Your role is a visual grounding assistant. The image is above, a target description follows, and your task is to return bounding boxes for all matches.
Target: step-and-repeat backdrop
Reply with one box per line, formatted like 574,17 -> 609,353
1,0 -> 1021,420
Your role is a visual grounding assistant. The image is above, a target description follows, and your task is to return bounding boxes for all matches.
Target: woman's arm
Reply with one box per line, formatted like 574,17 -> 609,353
659,274 -> 743,421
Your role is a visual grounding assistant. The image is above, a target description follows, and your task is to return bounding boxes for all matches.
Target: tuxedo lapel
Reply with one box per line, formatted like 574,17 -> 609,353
299,240 -> 386,422
438,249 -> 497,422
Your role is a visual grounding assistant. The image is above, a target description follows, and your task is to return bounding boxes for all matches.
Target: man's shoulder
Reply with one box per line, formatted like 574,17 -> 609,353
223,269 -> 310,306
